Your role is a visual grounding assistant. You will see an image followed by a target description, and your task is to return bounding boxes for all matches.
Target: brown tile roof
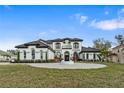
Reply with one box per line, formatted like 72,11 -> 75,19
49,38 -> 83,42
15,39 -> 55,52
15,38 -> 83,52
80,47 -> 101,53
15,40 -> 48,48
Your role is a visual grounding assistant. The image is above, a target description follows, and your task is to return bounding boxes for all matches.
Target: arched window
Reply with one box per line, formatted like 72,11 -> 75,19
23,50 -> 26,59
40,50 -> 43,60
73,42 -> 79,49
55,43 -> 61,49
31,48 -> 35,60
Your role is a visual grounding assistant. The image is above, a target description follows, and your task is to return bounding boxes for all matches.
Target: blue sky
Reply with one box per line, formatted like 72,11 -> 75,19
0,5 -> 124,50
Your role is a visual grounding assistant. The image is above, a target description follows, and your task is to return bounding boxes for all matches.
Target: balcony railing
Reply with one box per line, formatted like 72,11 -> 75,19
62,45 -> 72,49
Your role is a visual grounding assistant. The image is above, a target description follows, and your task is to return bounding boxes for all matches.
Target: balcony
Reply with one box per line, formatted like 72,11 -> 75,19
62,45 -> 72,49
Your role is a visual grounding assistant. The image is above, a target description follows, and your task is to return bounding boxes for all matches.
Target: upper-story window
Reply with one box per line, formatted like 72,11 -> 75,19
73,42 -> 79,49
31,48 -> 35,59
23,50 -> 26,59
55,43 -> 61,49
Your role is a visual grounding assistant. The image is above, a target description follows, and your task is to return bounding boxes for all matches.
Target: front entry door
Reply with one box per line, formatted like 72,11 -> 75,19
65,55 -> 69,61
64,51 -> 70,61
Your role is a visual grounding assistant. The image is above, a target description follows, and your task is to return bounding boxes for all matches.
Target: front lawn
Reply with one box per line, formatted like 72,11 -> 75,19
0,62 -> 124,88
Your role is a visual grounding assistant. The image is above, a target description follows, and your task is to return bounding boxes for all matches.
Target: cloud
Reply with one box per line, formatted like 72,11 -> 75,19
90,8 -> 124,31
49,29 -> 58,33
105,11 -> 109,15
80,16 -> 88,24
90,18 -> 124,30
120,8 -> 124,13
38,29 -> 59,39
118,8 -> 124,19
71,13 -> 88,24
39,32 -> 47,36
74,13 -> 81,20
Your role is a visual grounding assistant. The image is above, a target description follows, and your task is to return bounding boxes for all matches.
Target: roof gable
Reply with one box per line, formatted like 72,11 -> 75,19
15,39 -> 49,48
15,39 -> 55,52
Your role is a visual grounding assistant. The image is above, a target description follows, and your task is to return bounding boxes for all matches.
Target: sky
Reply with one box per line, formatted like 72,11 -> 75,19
0,5 -> 124,51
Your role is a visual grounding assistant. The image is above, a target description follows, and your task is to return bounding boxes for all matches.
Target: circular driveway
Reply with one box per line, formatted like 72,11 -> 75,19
28,63 -> 107,69
0,63 -> 10,65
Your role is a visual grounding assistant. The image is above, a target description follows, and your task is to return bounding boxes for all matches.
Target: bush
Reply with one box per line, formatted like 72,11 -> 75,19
47,59 -> 55,63
13,59 -> 55,63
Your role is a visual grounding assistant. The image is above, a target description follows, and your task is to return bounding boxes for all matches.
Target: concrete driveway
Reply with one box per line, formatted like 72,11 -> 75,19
28,63 -> 107,69
0,62 -> 10,65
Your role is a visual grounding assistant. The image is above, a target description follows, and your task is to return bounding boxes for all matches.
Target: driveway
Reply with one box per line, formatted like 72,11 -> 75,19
0,62 -> 10,65
28,63 -> 107,69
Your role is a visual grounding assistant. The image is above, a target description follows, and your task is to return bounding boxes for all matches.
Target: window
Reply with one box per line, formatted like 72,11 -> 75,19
46,52 -> 48,61
73,43 -> 79,49
31,48 -> 35,59
82,53 -> 85,59
93,53 -> 96,60
17,51 -> 20,60
86,53 -> 89,60
23,50 -> 26,59
40,50 -> 43,59
55,43 -> 61,49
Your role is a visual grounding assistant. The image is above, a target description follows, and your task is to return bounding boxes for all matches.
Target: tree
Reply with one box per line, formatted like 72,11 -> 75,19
93,38 -> 112,61
115,35 -> 124,45
7,50 -> 18,55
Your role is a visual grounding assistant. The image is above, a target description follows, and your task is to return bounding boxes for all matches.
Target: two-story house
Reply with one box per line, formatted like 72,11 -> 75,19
15,38 -> 101,63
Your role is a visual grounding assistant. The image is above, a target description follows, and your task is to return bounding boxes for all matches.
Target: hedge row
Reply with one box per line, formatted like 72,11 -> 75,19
12,59 -> 56,63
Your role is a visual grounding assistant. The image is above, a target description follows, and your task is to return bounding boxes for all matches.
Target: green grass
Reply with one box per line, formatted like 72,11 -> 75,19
0,62 -> 124,88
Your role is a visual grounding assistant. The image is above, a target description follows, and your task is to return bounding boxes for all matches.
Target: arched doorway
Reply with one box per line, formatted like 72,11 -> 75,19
64,51 -> 70,61
73,52 -> 79,62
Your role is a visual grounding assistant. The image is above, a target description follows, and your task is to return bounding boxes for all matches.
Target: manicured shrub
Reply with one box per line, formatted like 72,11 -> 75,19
12,59 -> 56,63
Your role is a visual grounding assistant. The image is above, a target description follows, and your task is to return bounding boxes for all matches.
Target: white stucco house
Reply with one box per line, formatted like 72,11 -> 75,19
15,38 -> 101,62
